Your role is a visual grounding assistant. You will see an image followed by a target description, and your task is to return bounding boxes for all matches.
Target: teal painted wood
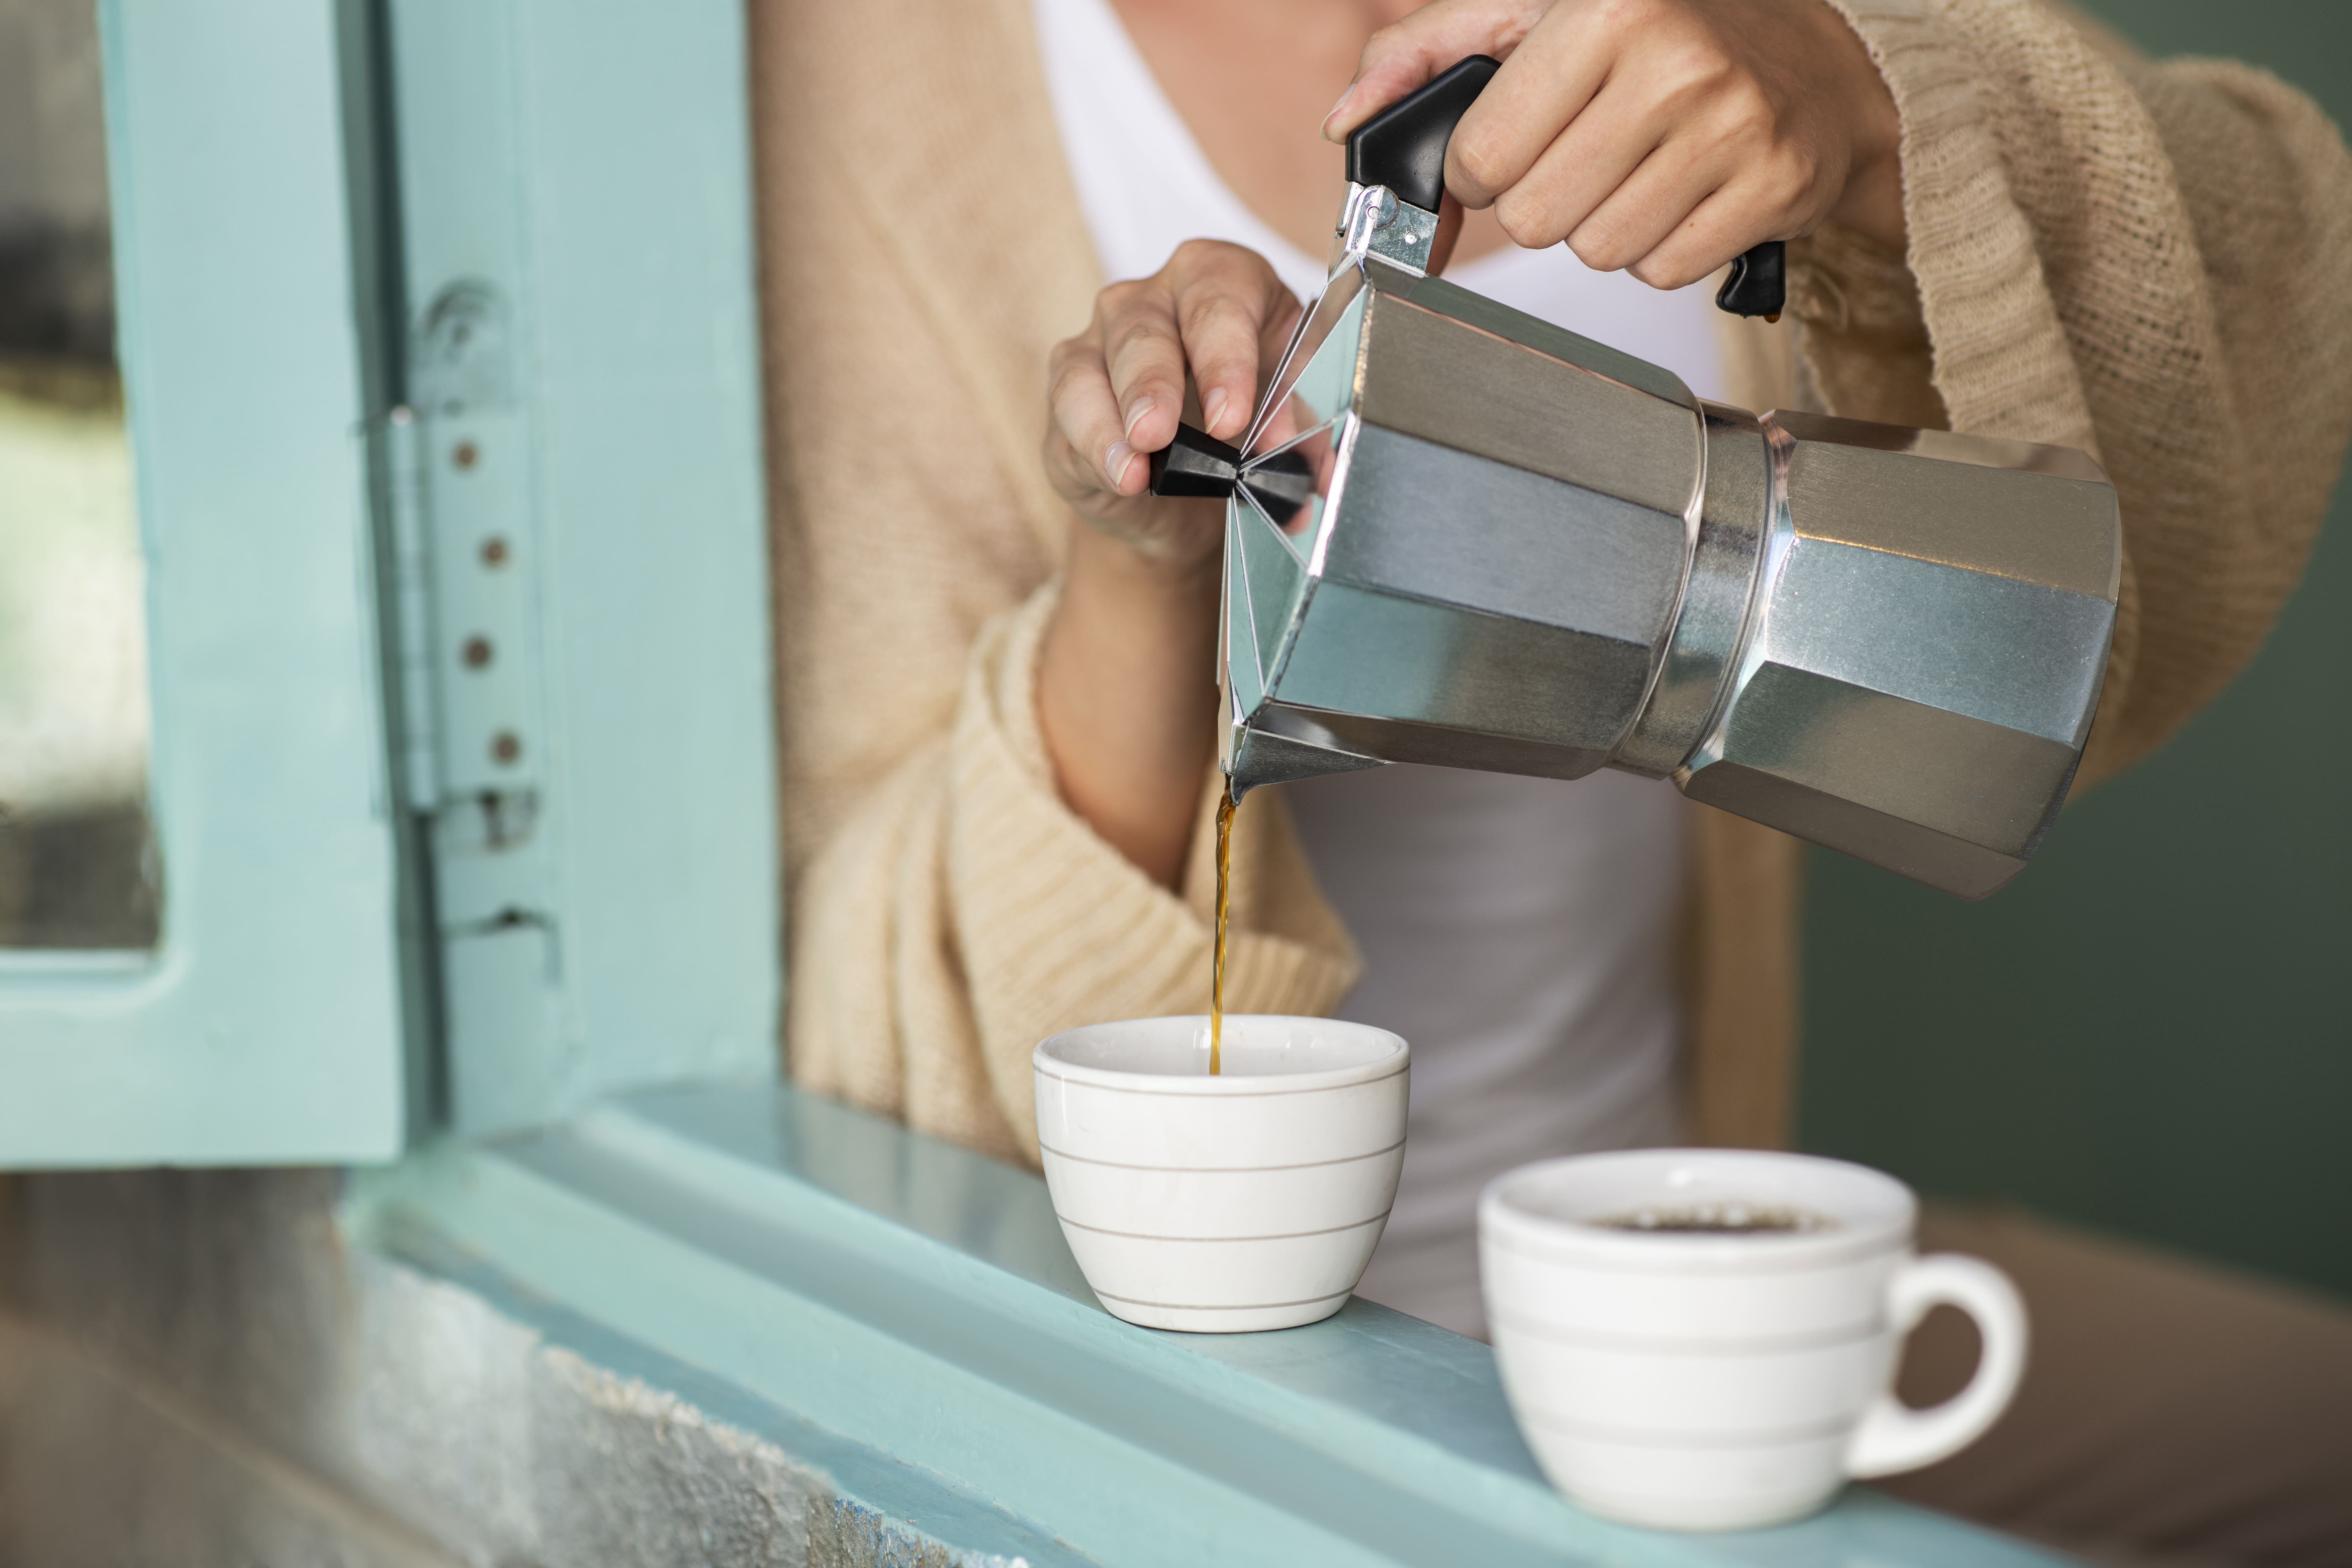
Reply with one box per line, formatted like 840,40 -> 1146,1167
348,1084 -> 2074,1568
383,0 -> 779,1136
0,0 -> 407,1165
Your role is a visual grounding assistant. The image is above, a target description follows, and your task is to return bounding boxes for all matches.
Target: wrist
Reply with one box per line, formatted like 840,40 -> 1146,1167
1830,146 -> 1906,252
1066,509 -> 1224,605
1037,520 -> 1222,888
1820,4 -> 1906,250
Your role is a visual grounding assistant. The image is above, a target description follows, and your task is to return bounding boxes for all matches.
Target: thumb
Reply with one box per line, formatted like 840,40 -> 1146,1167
1426,193 -> 1467,275
1322,0 -> 1548,142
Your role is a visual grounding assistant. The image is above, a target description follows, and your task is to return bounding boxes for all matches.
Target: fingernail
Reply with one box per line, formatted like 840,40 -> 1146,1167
1203,387 -> 1230,432
1122,395 -> 1155,437
1104,439 -> 1134,488
1322,84 -> 1355,134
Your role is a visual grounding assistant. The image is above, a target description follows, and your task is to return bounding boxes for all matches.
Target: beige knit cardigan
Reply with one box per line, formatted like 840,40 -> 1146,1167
754,0 -> 2352,1166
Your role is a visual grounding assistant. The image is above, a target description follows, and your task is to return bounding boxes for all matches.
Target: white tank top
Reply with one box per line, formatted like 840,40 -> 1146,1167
1035,0 -> 1713,1338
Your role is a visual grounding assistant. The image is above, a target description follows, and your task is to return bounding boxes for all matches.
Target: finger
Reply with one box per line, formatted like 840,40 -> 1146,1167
1049,333 -> 1150,497
1624,175 -> 1802,292
1567,139 -> 1727,277
1163,242 -> 1297,444
1094,275 -> 1192,466
1258,291 -> 1304,375
1485,72 -> 1671,249
1242,289 -> 1311,453
1428,192 -> 1467,274
1323,0 -> 1549,142
1444,2 -> 1614,210
1040,421 -> 1105,509
1254,293 -> 1306,425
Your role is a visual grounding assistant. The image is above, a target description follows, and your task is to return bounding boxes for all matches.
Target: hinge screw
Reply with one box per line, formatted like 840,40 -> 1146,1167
490,731 -> 522,766
461,635 -> 493,670
452,440 -> 479,470
479,536 -> 509,568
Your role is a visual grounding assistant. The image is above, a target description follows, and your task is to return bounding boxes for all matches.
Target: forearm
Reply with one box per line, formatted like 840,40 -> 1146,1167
1036,518 -> 1223,887
1819,0 -> 1906,251
790,583 -> 1353,1165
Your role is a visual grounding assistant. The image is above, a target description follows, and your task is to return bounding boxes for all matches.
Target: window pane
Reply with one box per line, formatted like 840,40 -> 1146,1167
0,0 -> 158,949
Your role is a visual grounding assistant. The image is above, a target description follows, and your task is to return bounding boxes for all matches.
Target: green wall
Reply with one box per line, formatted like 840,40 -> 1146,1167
1798,0 -> 2352,1302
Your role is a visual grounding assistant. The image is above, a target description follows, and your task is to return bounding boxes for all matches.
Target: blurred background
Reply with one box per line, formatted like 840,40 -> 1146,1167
1800,0 -> 2352,1306
0,0 -> 2340,1292
0,0 -> 157,949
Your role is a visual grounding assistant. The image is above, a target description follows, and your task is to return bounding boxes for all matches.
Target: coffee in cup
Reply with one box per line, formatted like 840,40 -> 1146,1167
1481,1149 -> 2026,1530
1035,1014 -> 1409,1332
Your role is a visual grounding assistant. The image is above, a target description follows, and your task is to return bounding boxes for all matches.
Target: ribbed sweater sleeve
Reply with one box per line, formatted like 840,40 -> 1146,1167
789,582 -> 1359,1165
1797,0 -> 2352,783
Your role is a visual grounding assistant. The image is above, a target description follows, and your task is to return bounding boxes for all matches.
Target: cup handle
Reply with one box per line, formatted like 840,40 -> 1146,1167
1845,1253 -> 2029,1479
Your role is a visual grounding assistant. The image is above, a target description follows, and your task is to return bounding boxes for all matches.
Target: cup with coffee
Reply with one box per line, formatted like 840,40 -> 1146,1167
1034,1014 -> 1408,1332
1481,1148 -> 2026,1530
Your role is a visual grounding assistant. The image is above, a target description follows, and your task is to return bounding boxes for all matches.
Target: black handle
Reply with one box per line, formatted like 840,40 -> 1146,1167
1344,55 -> 1501,215
1716,240 -> 1785,321
1343,55 -> 1785,320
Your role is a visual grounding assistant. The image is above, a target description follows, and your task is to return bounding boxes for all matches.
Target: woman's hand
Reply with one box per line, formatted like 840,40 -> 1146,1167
1037,241 -> 1300,888
1324,0 -> 1904,288
1044,239 -> 1302,569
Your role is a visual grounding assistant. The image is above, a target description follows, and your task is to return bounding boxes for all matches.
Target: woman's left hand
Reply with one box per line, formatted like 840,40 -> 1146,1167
1324,0 -> 1904,287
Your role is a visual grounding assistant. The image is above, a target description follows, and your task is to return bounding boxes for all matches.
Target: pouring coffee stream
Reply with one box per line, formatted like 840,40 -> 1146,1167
1209,785 -> 1237,1075
1159,54 -> 2121,910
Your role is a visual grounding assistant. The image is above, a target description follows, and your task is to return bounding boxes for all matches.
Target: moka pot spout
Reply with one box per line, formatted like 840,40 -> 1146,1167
1145,424 -> 1388,802
1219,698 -> 1386,801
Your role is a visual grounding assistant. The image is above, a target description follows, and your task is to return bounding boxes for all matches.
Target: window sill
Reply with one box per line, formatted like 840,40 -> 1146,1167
344,1080 -> 2063,1568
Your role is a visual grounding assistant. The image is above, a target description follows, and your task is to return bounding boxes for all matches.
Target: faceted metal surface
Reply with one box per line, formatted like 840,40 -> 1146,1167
1220,240 -> 2121,899
1676,412 -> 2120,898
1224,252 -> 1707,787
1613,403 -> 1772,779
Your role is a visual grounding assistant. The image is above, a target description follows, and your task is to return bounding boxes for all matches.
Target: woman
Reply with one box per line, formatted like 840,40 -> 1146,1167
757,0 -> 2352,1559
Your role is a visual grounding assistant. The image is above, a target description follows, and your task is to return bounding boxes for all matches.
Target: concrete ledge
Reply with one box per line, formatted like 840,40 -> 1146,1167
0,1162 -> 1057,1567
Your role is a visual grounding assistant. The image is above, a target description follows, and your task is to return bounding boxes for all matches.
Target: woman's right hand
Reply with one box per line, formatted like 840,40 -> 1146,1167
1044,239 -> 1302,569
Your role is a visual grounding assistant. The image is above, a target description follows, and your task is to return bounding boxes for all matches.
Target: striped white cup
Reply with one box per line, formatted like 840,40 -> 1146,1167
1034,1015 -> 1409,1333
1481,1149 -> 2027,1531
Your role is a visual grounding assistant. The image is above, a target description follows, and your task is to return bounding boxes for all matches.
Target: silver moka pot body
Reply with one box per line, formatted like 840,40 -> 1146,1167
1177,59 -> 2121,900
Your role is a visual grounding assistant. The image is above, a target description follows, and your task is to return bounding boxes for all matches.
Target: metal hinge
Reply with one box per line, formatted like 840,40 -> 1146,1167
406,280 -> 546,810
384,292 -> 549,813
388,278 -> 568,1133
393,277 -> 555,883
383,405 -> 443,810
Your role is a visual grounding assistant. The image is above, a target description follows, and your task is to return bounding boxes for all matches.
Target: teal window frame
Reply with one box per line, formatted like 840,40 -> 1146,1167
376,0 -> 778,1137
5,5 -> 2066,1560
0,0 -> 409,1165
0,0 -> 778,1165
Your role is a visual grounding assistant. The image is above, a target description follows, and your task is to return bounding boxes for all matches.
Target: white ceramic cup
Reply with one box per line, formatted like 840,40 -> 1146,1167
1033,1014 -> 1408,1332
1481,1148 -> 2027,1531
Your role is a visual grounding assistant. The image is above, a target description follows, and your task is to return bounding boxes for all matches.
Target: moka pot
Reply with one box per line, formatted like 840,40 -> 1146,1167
1153,58 -> 2120,899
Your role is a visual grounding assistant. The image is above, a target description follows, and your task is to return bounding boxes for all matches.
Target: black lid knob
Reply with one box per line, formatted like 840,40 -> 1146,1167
1147,422 -> 1241,499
